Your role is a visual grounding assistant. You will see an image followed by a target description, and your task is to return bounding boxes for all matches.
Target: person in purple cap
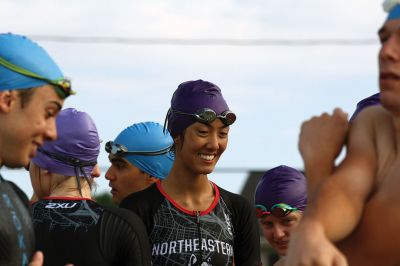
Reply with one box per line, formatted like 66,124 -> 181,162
254,165 -> 307,263
349,93 -> 380,122
0,33 -> 73,266
285,1 -> 400,265
29,108 -> 152,266
120,79 -> 261,266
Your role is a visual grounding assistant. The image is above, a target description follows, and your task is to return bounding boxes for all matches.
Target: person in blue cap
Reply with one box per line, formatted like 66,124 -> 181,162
120,79 -> 261,266
29,108 -> 152,266
254,165 -> 307,264
285,1 -> 400,265
0,33 -> 73,266
104,121 -> 174,204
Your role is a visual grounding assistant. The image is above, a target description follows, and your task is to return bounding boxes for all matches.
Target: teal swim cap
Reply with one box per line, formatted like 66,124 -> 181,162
0,33 -> 73,98
383,0 -> 400,20
109,122 -> 174,179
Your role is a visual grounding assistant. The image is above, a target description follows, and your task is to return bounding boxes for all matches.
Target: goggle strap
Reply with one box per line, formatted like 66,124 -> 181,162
0,56 -> 75,98
38,148 -> 97,168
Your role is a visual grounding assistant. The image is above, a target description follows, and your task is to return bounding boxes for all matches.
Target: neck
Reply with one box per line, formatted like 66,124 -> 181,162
165,162 -> 212,195
50,176 -> 92,198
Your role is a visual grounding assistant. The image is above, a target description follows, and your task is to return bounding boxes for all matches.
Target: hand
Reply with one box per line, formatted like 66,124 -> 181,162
28,251 -> 74,266
299,108 -> 349,194
284,220 -> 348,266
28,251 -> 43,266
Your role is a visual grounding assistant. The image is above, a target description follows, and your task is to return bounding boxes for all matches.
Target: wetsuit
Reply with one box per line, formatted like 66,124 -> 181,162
0,174 -> 35,266
120,181 -> 261,266
32,197 -> 152,266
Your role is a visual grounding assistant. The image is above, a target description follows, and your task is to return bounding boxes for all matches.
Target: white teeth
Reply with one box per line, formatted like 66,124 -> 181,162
200,154 -> 214,161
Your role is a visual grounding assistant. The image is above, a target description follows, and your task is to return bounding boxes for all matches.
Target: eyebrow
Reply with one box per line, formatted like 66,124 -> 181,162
109,156 -> 126,164
50,101 -> 62,111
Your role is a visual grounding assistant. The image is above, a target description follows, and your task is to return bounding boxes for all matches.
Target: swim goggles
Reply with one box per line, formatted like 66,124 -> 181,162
0,56 -> 75,99
105,141 -> 173,156
170,108 -> 236,126
255,203 -> 298,218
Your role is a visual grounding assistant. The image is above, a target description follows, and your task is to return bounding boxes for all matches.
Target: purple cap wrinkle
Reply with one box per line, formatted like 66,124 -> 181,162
32,108 -> 100,177
167,79 -> 230,138
254,165 -> 307,211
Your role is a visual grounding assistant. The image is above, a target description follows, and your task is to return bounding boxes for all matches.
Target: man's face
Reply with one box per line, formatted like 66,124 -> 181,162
105,154 -> 154,204
0,85 -> 63,168
259,211 -> 302,256
378,18 -> 400,113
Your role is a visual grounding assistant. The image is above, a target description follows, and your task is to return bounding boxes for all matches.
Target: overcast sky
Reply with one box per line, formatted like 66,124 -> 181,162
1,0 -> 385,196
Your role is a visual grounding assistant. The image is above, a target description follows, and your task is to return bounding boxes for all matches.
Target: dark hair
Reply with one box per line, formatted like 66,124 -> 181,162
18,88 -> 35,108
170,129 -> 186,154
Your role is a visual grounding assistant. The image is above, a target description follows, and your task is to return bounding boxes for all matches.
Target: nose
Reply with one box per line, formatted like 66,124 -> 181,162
273,225 -> 286,239
44,119 -> 58,141
91,164 -> 101,178
380,35 -> 400,63
206,132 -> 219,150
105,167 -> 115,181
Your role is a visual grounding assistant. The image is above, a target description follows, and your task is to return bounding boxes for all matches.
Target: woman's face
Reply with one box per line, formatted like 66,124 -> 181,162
175,119 -> 229,175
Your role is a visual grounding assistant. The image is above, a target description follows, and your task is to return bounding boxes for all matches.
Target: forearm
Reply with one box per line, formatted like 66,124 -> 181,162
304,158 -> 336,199
302,176 -> 364,242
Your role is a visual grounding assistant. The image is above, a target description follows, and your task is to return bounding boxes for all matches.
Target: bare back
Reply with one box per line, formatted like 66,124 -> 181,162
338,105 -> 400,265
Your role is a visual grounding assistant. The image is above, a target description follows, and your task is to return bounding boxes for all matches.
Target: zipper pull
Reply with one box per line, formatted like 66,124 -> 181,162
196,211 -> 200,224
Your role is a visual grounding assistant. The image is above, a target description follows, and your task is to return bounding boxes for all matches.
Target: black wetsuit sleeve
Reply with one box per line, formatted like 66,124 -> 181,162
0,176 -> 35,266
119,184 -> 163,235
8,181 -> 31,211
220,188 -> 262,266
99,205 -> 152,266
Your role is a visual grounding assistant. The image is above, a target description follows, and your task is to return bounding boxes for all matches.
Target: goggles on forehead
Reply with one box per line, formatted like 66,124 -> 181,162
255,203 -> 298,218
170,108 -> 236,126
0,56 -> 75,99
105,141 -> 172,156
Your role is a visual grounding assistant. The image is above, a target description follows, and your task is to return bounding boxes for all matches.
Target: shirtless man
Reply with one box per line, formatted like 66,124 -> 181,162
285,1 -> 400,265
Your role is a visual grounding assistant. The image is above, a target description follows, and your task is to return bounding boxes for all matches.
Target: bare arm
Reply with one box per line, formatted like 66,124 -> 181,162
285,108 -> 377,266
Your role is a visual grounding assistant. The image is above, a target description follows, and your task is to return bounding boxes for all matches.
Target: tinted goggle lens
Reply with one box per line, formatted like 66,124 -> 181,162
220,111 -> 236,126
105,141 -> 127,155
255,203 -> 297,218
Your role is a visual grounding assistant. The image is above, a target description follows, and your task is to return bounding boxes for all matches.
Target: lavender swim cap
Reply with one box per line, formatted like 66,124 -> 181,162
32,108 -> 100,177
350,93 -> 380,122
166,79 -> 230,138
254,165 -> 307,211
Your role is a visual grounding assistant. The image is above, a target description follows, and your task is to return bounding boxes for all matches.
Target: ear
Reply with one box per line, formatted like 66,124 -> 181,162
173,135 -> 181,145
0,90 -> 17,113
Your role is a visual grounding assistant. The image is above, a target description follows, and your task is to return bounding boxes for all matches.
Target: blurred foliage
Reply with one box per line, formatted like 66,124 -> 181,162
94,192 -> 115,207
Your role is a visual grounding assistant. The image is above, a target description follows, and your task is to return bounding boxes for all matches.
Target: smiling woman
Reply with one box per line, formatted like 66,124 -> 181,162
120,79 -> 262,266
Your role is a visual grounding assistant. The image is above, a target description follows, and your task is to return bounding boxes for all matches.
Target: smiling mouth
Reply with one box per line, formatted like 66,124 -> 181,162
199,154 -> 215,161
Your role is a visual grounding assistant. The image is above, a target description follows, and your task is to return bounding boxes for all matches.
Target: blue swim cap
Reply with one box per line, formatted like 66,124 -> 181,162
0,33 -> 72,98
111,122 -> 174,179
383,0 -> 400,20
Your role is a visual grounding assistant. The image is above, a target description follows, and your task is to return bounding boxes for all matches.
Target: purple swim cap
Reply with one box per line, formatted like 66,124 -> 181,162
350,93 -> 380,122
166,79 -> 230,138
254,165 -> 307,211
32,108 -> 100,177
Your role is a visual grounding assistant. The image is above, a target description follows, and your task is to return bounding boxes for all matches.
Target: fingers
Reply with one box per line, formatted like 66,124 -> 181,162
29,251 -> 43,266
